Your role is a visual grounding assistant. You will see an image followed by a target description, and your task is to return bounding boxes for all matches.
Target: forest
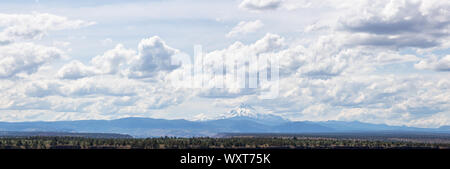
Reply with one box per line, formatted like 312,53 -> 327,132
0,136 -> 449,149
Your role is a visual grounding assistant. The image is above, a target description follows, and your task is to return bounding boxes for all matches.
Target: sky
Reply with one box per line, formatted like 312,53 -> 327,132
0,0 -> 449,128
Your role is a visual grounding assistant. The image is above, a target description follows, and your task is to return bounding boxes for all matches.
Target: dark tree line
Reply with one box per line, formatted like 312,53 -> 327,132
0,136 -> 448,149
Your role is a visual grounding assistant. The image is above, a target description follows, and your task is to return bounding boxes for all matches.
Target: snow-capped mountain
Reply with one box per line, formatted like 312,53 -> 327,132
221,103 -> 259,119
219,103 -> 288,125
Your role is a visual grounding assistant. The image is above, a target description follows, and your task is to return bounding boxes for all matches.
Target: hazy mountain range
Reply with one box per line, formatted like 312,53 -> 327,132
0,104 -> 448,138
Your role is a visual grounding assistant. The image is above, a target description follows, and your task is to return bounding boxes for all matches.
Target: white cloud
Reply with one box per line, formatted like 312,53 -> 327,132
0,13 -> 95,43
126,36 -> 180,78
241,73 -> 450,128
91,44 -> 136,75
57,60 -> 97,80
338,0 -> 450,49
12,73 -> 188,116
374,51 -> 419,65
238,0 -> 337,11
239,0 -> 283,11
226,20 -> 264,38
0,43 -> 64,78
415,55 -> 450,71
186,33 -> 284,97
58,37 -> 178,79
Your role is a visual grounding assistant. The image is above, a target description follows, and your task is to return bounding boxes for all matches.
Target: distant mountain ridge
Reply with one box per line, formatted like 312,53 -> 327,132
0,104 -> 448,137
0,117 -> 448,138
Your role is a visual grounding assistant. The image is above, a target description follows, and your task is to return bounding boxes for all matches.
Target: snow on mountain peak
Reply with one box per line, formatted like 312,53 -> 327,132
230,103 -> 259,117
219,104 -> 288,125
220,103 -> 258,119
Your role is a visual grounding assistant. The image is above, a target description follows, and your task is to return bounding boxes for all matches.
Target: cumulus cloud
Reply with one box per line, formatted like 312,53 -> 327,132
0,12 -> 95,79
188,33 -> 284,97
277,45 -> 348,78
16,73 -> 187,115
126,36 -> 180,78
57,37 -> 179,79
57,60 -> 97,80
339,0 -> 450,49
242,73 -> 450,127
179,31 -> 420,101
193,29 -> 448,127
91,44 -> 136,75
0,43 -> 64,78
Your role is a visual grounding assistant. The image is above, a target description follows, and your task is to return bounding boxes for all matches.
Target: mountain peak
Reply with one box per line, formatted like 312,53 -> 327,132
224,103 -> 259,118
218,104 -> 288,125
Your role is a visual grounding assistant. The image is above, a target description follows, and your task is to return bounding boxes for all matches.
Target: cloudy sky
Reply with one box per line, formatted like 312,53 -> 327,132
0,0 -> 449,128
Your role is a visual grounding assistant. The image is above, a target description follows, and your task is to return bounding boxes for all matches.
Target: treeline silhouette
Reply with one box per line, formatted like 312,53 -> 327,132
0,136 -> 449,149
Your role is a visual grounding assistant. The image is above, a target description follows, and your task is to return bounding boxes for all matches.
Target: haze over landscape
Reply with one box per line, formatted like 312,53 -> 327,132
1,104 -> 449,138
0,0 -> 450,136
